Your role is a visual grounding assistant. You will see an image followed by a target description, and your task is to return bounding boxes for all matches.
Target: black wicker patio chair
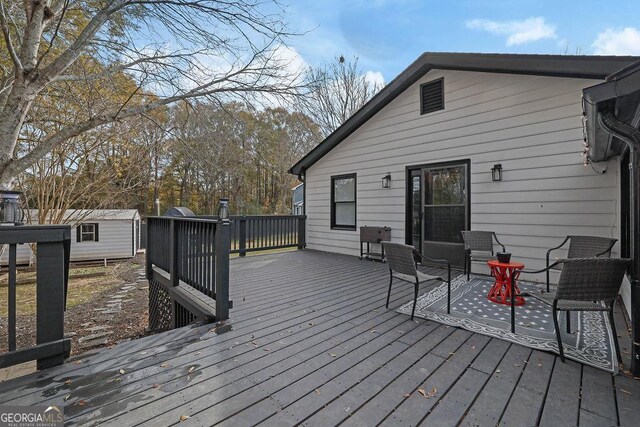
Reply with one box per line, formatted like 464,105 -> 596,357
381,241 -> 451,320
545,235 -> 617,292
514,257 -> 629,363
461,231 -> 506,280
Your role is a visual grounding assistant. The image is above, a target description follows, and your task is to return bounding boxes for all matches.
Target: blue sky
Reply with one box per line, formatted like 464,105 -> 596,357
284,0 -> 640,84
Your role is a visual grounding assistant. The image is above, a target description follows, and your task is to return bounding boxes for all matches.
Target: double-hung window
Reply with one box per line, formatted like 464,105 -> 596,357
331,174 -> 356,230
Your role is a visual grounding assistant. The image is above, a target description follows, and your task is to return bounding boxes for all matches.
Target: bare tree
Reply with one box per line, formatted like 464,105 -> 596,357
301,55 -> 383,137
0,0 -> 302,188
18,120 -> 149,225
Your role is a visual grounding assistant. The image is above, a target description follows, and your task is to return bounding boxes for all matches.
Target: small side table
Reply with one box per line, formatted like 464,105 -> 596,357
487,260 -> 526,306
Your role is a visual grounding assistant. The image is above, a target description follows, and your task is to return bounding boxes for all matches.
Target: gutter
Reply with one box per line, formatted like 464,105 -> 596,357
598,111 -> 640,374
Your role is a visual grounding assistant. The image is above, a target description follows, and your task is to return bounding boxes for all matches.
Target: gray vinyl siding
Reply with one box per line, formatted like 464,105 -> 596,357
305,69 -> 620,285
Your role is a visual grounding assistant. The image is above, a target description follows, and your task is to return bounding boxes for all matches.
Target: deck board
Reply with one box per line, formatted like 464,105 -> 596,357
580,365 -> 618,425
538,359 -> 582,426
459,344 -> 531,427
0,250 -> 637,426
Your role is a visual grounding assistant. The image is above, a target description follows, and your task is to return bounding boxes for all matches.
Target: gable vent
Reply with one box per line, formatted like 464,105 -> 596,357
420,78 -> 444,115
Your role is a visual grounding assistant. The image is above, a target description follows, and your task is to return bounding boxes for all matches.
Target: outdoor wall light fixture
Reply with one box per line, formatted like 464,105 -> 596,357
491,164 -> 503,182
218,198 -> 230,220
381,173 -> 391,189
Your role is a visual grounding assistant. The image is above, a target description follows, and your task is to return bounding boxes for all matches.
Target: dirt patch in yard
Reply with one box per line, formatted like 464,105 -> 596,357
0,254 -> 151,356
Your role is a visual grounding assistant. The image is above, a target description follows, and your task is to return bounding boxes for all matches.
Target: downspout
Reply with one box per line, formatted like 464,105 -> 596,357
598,111 -> 640,375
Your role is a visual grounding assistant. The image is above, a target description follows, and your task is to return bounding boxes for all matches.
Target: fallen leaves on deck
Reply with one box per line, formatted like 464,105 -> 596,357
418,387 -> 437,398
179,415 -> 190,422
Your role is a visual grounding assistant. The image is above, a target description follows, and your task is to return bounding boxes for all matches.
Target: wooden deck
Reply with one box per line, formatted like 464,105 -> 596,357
1,250 -> 639,426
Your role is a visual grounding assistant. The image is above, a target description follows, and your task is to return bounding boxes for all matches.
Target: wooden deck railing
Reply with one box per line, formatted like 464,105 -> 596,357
229,215 -> 306,256
146,211 -> 306,331
146,215 -> 231,331
0,225 -> 71,370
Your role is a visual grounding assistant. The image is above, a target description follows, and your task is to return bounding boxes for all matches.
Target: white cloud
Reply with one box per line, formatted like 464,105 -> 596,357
465,17 -> 557,46
592,27 -> 640,55
253,45 -> 310,108
364,70 -> 385,88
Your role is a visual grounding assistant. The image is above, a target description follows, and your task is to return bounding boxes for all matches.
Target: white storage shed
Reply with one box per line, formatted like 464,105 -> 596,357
1,209 -> 141,264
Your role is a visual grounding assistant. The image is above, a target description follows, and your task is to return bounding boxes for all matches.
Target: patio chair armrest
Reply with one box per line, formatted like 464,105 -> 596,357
596,239 -> 618,257
515,260 -> 565,275
492,233 -> 506,252
413,250 -> 449,267
413,249 -> 451,279
546,236 -> 570,267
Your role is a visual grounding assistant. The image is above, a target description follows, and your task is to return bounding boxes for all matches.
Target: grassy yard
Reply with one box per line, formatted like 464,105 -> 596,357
0,269 -> 119,317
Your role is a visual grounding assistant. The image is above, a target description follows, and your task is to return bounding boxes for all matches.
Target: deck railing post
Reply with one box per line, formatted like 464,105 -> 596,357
145,218 -> 153,279
169,218 -> 179,288
8,244 -> 16,351
297,215 -> 306,249
168,218 -> 179,328
239,216 -> 247,257
215,200 -> 231,321
35,229 -> 71,370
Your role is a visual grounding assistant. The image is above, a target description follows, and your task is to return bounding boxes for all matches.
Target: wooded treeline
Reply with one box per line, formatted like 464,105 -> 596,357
19,100 -> 322,218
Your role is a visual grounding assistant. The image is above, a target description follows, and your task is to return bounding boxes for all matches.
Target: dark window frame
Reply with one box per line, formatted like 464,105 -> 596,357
77,223 -> 99,242
331,173 -> 357,230
420,77 -> 445,115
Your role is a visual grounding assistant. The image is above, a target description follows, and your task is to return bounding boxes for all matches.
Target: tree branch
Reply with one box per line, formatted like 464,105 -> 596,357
0,0 -> 23,75
34,0 -> 128,90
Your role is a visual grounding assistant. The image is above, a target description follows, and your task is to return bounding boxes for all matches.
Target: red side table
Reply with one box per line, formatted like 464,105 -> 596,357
487,260 -> 526,306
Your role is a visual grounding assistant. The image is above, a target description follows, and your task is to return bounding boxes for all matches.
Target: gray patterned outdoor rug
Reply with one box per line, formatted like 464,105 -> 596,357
397,274 -> 618,373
